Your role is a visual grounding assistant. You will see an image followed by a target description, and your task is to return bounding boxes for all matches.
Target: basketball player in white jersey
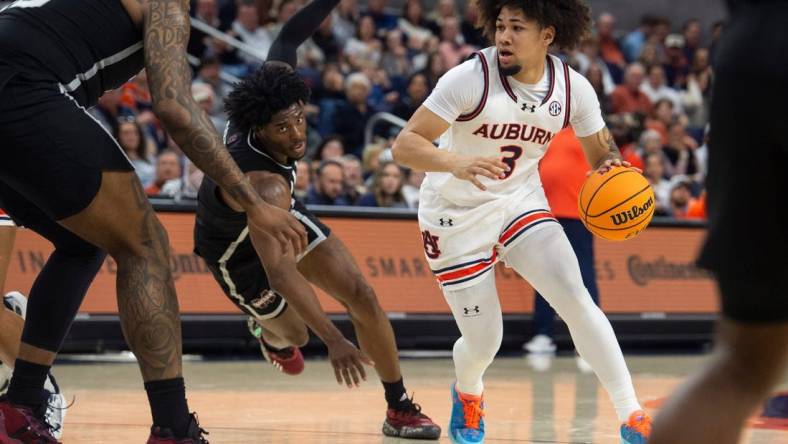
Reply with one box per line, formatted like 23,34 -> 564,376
392,1 -> 650,443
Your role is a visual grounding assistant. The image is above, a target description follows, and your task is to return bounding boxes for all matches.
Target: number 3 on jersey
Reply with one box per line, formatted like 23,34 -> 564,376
500,145 -> 523,179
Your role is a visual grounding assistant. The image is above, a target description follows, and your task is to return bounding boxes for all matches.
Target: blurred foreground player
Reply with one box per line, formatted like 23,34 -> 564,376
651,2 -> 788,443
194,0 -> 440,439
0,0 -> 308,442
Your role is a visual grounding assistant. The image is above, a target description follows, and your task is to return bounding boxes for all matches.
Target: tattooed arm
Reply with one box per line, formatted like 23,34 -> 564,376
578,127 -> 634,174
141,0 -> 306,253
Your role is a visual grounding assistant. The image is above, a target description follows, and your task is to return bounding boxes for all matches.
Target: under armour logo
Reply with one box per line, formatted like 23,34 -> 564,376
463,306 -> 481,316
521,103 -> 536,113
439,218 -> 454,226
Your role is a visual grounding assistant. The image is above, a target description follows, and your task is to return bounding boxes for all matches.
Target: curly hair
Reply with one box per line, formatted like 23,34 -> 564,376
224,62 -> 310,132
476,0 -> 592,50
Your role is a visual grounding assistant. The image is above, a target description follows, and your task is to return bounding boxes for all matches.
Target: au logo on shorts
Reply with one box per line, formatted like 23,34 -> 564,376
421,230 -> 441,259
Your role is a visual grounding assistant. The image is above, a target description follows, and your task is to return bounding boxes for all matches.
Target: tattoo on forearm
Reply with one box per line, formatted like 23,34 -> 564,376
117,175 -> 182,380
594,127 -> 622,168
143,0 -> 261,208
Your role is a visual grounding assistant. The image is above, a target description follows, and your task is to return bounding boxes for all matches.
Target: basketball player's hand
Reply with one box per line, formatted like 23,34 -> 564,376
450,156 -> 510,191
247,204 -> 308,257
592,159 -> 642,176
327,338 -> 375,388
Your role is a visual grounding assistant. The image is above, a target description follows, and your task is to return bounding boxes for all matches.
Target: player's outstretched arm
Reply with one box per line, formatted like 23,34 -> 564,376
392,106 -> 508,190
141,0 -> 306,255
267,0 -> 341,68
223,172 -> 373,387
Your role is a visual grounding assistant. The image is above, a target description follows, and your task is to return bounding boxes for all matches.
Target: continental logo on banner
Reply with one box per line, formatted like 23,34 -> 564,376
4,214 -> 718,315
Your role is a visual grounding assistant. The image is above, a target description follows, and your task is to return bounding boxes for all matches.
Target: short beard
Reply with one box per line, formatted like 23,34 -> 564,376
499,62 -> 522,77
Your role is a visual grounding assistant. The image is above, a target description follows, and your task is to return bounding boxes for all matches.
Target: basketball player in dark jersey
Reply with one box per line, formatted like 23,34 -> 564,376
0,0 -> 309,442
651,1 -> 788,443
192,0 -> 440,439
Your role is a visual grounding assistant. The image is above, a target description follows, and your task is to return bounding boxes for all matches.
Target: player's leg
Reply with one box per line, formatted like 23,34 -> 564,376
0,81 -> 199,440
502,224 -> 649,436
296,233 -> 441,439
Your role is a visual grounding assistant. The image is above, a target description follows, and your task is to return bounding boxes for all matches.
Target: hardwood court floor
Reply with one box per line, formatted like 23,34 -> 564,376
52,355 -> 788,443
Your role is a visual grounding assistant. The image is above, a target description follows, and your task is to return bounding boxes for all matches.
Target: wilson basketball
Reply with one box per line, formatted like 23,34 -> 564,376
578,166 -> 655,241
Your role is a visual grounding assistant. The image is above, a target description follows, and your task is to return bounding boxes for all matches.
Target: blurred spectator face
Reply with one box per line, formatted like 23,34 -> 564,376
255,102 -> 308,160
199,61 -> 221,83
693,48 -> 710,71
404,0 -> 423,23
367,0 -> 385,14
322,64 -> 344,92
346,75 -> 371,106
358,15 -> 376,40
320,139 -> 345,160
237,4 -> 259,31
655,18 -> 671,42
342,158 -> 363,188
440,16 -> 460,42
386,29 -> 404,51
379,163 -> 403,195
586,63 -> 604,91
196,0 -> 217,21
318,163 -> 344,199
339,0 -> 357,16
407,74 -> 429,102
597,13 -> 615,38
665,34 -> 685,61
436,0 -> 456,19
624,64 -> 645,91
645,154 -> 664,182
639,42 -> 660,66
464,1 -> 478,22
683,20 -> 701,48
669,122 -> 687,144
648,65 -> 666,88
671,183 -> 691,208
156,152 -> 182,183
118,121 -> 142,157
295,160 -> 311,192
641,130 -> 663,154
278,0 -> 300,24
429,52 -> 447,76
654,99 -> 673,124
580,37 -> 600,58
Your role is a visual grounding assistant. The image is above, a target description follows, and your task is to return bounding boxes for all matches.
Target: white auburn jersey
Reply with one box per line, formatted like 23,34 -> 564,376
421,47 -> 605,208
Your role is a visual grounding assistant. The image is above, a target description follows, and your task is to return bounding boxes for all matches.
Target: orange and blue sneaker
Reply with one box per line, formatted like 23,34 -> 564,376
449,383 -> 485,443
620,409 -> 651,444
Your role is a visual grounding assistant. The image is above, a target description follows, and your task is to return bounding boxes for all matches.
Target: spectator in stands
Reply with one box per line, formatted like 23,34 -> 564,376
682,18 -> 702,64
161,159 -> 203,199
669,179 -> 693,219
422,51 -> 448,89
364,0 -> 398,33
621,14 -> 658,63
381,29 -> 411,79
294,160 -> 311,202
641,65 -> 682,113
193,56 -> 229,117
637,41 -> 662,70
438,15 -> 475,69
231,0 -> 273,65
607,113 -> 644,171
117,119 -> 156,188
313,63 -> 346,136
331,72 -> 375,158
312,14 -> 342,63
643,152 -> 672,216
595,12 -> 626,80
684,48 -> 712,130
362,142 -> 385,179
638,128 -> 673,178
145,150 -> 183,197
663,120 -> 700,179
332,0 -> 360,47
314,135 -> 346,161
645,98 -> 675,144
460,0 -> 485,48
429,0 -> 458,29
401,168 -> 424,208
358,161 -> 408,208
611,63 -> 652,115
192,83 -> 226,133
686,190 -> 706,220
188,0 -> 226,59
663,33 -> 689,88
392,72 -> 429,121
575,36 -> 615,96
340,154 -> 366,204
305,159 -> 351,205
267,0 -> 301,37
344,15 -> 382,70
584,63 -> 612,115
399,0 -> 438,44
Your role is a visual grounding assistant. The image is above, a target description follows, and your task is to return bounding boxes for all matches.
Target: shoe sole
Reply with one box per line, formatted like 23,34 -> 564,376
382,420 -> 441,440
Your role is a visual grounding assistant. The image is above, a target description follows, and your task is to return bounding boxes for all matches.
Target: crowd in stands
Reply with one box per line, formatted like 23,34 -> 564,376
100,0 -> 716,220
